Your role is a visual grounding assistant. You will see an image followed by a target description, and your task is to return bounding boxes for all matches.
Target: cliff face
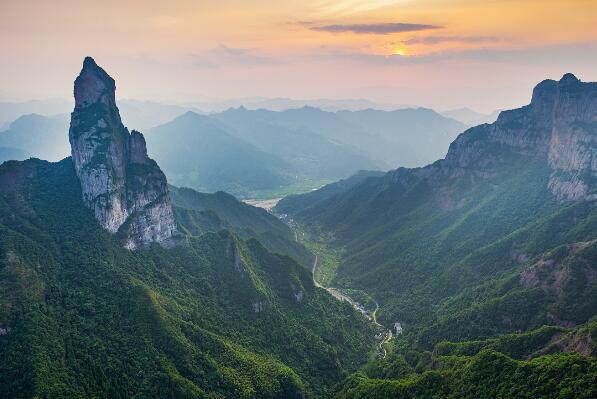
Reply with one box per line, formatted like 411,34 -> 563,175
546,75 -> 597,201
68,57 -> 178,249
397,74 -> 597,202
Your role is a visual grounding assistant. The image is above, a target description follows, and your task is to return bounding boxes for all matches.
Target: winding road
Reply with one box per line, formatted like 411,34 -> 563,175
311,254 -> 392,358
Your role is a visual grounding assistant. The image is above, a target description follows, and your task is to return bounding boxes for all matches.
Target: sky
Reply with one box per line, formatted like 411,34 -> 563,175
1,0 -> 596,113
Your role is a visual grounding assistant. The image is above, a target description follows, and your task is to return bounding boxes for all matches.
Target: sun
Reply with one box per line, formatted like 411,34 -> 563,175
392,47 -> 408,56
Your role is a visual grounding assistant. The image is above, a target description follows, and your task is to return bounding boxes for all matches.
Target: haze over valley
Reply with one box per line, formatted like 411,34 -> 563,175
1,1 -> 596,398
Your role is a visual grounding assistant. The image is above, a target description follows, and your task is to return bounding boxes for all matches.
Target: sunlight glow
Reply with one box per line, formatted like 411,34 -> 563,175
393,47 -> 408,56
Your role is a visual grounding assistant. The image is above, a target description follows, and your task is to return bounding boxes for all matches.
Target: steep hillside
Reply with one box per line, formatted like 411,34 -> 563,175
170,186 -> 313,267
0,58 -> 376,398
0,158 -> 374,398
276,170 -> 384,217
278,73 -> 597,344
277,73 -> 597,397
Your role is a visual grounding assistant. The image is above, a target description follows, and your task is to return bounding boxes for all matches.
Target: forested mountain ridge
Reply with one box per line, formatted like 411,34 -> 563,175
276,74 -> 597,397
0,58 -> 376,398
275,74 -> 597,398
170,185 -> 313,267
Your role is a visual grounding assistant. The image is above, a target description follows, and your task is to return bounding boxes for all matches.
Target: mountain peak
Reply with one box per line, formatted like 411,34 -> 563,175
559,73 -> 580,84
83,56 -> 97,68
69,57 -> 178,249
74,56 -> 116,108
530,73 -> 584,107
445,74 -> 597,202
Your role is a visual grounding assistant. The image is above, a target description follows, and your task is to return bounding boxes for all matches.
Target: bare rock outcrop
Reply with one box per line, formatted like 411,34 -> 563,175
415,74 -> 597,201
69,57 -> 178,249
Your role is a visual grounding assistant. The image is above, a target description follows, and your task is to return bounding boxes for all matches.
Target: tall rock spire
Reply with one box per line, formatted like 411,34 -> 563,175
69,57 -> 178,249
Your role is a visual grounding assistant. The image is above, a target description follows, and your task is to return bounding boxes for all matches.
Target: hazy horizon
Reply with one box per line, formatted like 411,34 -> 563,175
2,0 -> 596,113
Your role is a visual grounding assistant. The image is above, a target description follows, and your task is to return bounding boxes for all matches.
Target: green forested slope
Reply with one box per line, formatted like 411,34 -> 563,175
0,158 -> 374,398
275,75 -> 597,397
170,186 -> 313,267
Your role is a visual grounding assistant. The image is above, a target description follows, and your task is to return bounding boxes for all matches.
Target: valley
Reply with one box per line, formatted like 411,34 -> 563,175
243,197 -> 282,210
274,73 -> 597,398
3,1 -> 597,397
302,231 -> 395,360
1,58 -> 596,399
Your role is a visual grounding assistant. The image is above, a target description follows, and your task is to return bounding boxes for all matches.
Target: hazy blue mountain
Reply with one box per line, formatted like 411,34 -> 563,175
118,99 -> 201,130
0,98 -> 198,135
214,106 -> 466,169
145,111 -> 296,196
0,146 -> 28,163
0,99 -> 71,127
189,97 -> 407,112
443,107 -> 501,126
442,107 -> 487,124
471,109 -> 501,125
336,108 -> 466,166
0,99 -> 468,197
0,113 -> 70,161
213,107 -> 384,181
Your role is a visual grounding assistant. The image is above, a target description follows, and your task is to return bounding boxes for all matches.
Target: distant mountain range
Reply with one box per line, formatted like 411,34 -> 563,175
190,97 -> 410,112
1,102 -> 466,198
0,113 -> 70,161
0,97 -> 406,127
145,112 -> 297,196
442,106 -> 501,125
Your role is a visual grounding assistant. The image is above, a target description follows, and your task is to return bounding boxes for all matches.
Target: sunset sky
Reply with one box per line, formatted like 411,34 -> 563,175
1,0 -> 596,112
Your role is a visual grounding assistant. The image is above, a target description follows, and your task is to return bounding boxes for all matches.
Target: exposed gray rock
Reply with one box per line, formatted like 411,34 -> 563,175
392,73 -> 597,202
377,74 -> 597,217
547,75 -> 597,201
69,57 -> 178,249
252,301 -> 266,313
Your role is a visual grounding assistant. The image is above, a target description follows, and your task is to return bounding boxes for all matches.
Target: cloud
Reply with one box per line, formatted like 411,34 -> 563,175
189,46 -> 281,69
190,54 -> 219,69
313,0 -> 415,15
315,42 -> 597,67
403,36 -> 503,45
311,22 -> 442,35
210,45 -> 280,66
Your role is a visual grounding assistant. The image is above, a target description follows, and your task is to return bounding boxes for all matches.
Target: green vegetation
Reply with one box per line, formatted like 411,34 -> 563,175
277,122 -> 597,396
336,322 -> 597,398
279,154 -> 597,344
0,158 -> 375,398
336,349 -> 597,399
296,229 -> 342,286
170,186 -> 313,267
276,170 -> 384,216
